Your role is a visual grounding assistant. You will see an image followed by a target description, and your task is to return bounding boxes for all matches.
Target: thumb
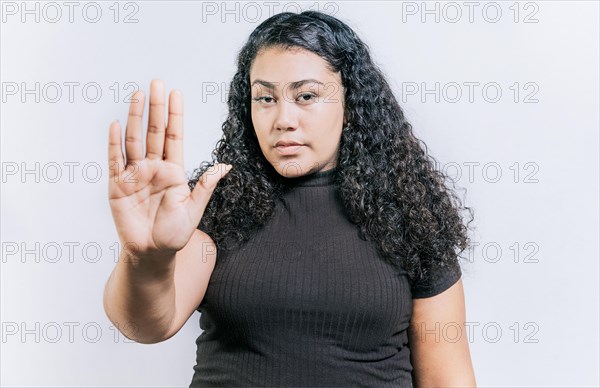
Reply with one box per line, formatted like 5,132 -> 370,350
189,163 -> 233,212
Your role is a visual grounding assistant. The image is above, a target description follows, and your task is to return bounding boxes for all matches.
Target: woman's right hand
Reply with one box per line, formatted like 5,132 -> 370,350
107,79 -> 231,261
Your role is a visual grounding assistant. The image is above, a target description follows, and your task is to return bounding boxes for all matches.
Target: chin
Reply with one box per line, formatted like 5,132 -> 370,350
273,161 -> 310,177
277,167 -> 305,178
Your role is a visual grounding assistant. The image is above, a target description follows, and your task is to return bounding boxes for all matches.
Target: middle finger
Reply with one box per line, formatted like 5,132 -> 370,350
146,79 -> 166,160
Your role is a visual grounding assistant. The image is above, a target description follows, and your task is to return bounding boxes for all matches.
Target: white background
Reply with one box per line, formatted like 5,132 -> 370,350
1,1 -> 598,386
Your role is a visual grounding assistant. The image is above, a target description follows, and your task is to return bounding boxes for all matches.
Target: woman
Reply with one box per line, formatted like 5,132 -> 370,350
104,10 -> 476,387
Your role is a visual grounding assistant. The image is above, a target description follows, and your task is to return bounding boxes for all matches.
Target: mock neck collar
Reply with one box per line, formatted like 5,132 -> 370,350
281,166 -> 338,187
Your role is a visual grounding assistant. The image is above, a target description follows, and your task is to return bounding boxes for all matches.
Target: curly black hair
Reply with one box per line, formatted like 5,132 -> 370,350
188,10 -> 475,286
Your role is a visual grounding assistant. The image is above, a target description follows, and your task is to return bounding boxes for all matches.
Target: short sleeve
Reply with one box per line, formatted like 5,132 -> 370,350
410,258 -> 462,299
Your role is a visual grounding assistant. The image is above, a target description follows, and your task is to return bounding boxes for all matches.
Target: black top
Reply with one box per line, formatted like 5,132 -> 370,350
190,166 -> 462,387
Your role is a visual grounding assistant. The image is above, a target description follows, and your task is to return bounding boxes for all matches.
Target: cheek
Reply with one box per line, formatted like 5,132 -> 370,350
308,106 -> 343,141
310,131 -> 340,155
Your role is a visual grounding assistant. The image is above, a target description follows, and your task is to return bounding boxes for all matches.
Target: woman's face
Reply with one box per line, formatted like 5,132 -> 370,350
249,46 -> 345,178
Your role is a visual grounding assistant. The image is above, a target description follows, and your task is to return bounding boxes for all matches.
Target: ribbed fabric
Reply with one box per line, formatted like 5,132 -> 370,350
190,166 -> 461,387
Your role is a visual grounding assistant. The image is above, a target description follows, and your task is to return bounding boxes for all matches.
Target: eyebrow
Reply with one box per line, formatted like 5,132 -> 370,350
251,78 -> 325,90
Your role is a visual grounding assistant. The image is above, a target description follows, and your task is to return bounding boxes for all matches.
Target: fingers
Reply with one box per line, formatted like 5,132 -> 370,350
146,79 -> 166,160
125,90 -> 145,165
120,80 -> 177,168
165,90 -> 184,167
108,120 -> 125,179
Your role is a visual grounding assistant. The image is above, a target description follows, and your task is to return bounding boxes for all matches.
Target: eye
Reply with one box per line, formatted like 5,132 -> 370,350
297,93 -> 317,103
253,96 -> 275,104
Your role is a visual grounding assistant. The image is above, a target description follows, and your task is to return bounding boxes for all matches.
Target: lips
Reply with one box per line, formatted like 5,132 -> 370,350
274,142 -> 304,156
275,140 -> 303,147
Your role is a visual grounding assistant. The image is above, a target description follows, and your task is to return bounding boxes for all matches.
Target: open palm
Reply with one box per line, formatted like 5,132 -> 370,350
107,80 -> 230,259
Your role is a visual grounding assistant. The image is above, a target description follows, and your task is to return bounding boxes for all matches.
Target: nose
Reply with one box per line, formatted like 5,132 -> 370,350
274,97 -> 299,131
